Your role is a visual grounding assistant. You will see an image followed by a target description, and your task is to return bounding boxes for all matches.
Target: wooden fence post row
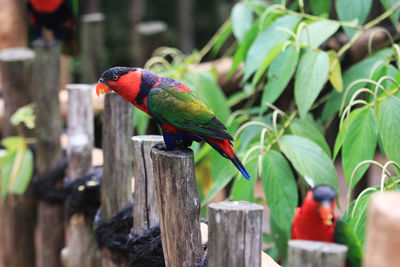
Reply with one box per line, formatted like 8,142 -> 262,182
0,47 -> 36,267
208,201 -> 264,267
62,84 -> 100,267
132,135 -> 163,233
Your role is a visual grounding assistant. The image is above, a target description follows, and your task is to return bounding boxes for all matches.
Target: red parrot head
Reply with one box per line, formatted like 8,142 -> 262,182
311,184 -> 337,226
96,67 -> 143,103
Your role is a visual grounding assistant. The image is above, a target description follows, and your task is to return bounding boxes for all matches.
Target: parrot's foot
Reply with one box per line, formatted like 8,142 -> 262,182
154,141 -> 168,151
32,38 -> 60,48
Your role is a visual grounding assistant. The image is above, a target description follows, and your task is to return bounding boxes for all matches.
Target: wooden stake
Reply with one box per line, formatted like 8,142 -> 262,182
288,240 -> 348,267
80,13 -> 104,83
0,48 -> 36,267
62,84 -> 100,267
135,21 -> 167,67
32,42 -> 64,267
101,93 -> 133,266
364,192 -> 400,267
151,146 -> 203,267
208,201 -> 264,267
132,135 -> 163,233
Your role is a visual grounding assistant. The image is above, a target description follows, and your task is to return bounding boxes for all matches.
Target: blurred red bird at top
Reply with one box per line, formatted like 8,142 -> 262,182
96,67 -> 250,180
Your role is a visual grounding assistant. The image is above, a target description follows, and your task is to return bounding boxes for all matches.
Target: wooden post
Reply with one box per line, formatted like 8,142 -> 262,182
61,84 -> 100,267
32,43 -> 64,267
135,21 -> 167,67
101,93 -> 133,266
132,135 -> 163,233
364,192 -> 400,267
288,240 -> 348,267
151,146 -> 203,267
129,0 -> 145,65
0,48 -> 37,267
80,13 -> 104,83
177,0 -> 194,54
208,201 -> 264,267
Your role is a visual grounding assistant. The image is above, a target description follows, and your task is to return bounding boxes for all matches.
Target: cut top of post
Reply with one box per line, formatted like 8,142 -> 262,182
289,240 -> 348,254
66,84 -> 93,91
209,201 -> 264,211
132,135 -> 165,143
0,48 -> 35,61
81,13 -> 105,23
151,146 -> 193,159
136,21 -> 167,36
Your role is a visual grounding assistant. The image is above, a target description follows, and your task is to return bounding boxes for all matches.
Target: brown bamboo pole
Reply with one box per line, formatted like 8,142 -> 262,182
131,135 -> 163,233
0,47 -> 36,267
151,146 -> 203,267
364,192 -> 400,267
288,240 -> 348,267
101,92 -> 133,267
32,42 -> 64,267
61,84 -> 100,267
208,201 -> 264,267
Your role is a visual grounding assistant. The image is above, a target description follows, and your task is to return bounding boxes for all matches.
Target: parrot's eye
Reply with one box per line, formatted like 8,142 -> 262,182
112,75 -> 119,81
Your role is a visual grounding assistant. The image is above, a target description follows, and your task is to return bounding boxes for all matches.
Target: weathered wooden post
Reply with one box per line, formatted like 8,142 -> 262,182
32,42 -> 64,267
364,192 -> 400,267
132,135 -> 163,233
61,84 -> 100,267
177,0 -> 194,53
208,201 -> 264,267
135,21 -> 167,67
80,13 -> 104,83
288,240 -> 348,267
151,146 -> 203,267
0,48 -> 36,267
101,92 -> 133,266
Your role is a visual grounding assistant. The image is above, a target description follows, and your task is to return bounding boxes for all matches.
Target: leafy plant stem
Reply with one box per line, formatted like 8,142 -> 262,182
263,111 -> 297,154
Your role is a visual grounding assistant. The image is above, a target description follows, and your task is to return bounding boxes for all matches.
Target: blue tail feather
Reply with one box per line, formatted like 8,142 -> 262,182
231,154 -> 251,181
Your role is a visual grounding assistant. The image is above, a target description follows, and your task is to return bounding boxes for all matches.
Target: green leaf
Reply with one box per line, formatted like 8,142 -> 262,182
9,149 -> 33,194
1,151 -> 16,199
252,43 -> 284,86
133,109 -> 150,135
211,21 -> 232,56
184,71 -> 231,124
342,108 -> 377,189
328,50 -> 343,93
289,118 -> 331,156
295,50 -> 330,118
270,216 -> 289,260
380,0 -> 400,28
231,3 -> 254,43
231,154 -> 258,202
336,0 -> 372,38
299,20 -> 340,48
322,48 -> 392,121
261,150 -> 297,236
1,137 -> 24,152
261,45 -> 298,112
10,104 -> 35,129
244,15 -> 301,81
310,0 -> 331,15
279,135 -> 338,190
377,96 -> 400,165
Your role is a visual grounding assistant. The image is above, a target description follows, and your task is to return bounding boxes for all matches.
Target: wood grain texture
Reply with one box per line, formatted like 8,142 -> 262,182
288,240 -> 348,267
0,47 -> 36,267
208,201 -> 264,267
80,13 -> 104,83
364,192 -> 400,267
151,146 -> 203,267
33,43 -> 64,267
101,92 -> 133,267
132,135 -> 163,233
63,84 -> 100,267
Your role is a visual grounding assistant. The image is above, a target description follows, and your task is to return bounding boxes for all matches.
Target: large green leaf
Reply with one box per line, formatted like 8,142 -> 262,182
310,0 -> 331,15
9,149 -> 33,194
380,0 -> 400,28
261,45 -> 299,112
377,96 -> 400,165
322,48 -> 392,121
342,108 -> 377,189
211,21 -> 232,56
295,50 -> 330,118
244,15 -> 300,80
289,118 -> 331,156
231,3 -> 254,43
299,20 -> 340,48
1,151 -> 16,199
336,0 -> 372,38
261,150 -> 297,236
279,135 -> 338,190
184,71 -> 231,124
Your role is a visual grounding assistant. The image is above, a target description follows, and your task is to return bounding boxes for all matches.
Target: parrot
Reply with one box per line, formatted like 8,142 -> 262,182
96,67 -> 250,180
27,0 -> 78,54
291,184 -> 363,267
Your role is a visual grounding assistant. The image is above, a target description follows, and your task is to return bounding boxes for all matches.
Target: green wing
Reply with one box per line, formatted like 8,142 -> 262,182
147,86 -> 232,140
334,218 -> 363,267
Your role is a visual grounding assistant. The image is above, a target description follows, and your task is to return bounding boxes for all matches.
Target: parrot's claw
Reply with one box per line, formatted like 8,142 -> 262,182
153,142 -> 168,151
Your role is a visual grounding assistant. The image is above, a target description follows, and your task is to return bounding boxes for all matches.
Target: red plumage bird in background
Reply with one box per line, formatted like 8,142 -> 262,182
96,67 -> 250,180
291,184 -> 363,267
